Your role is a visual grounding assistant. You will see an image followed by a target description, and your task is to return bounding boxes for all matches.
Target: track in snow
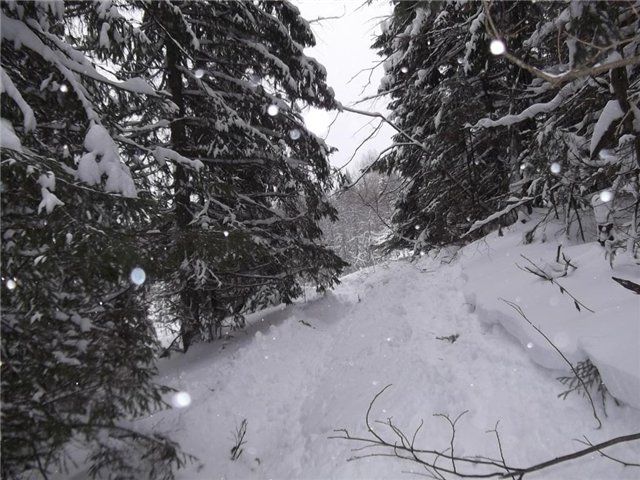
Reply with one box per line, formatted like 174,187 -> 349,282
143,258 -> 640,480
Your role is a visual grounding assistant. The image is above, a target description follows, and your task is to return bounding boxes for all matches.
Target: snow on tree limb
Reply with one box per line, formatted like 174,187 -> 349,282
590,100 -> 625,158
1,11 -> 157,97
0,118 -> 23,151
472,80 -> 585,129
152,147 -> 204,171
0,66 -> 36,131
37,187 -> 64,215
463,197 -> 533,237
77,123 -> 137,197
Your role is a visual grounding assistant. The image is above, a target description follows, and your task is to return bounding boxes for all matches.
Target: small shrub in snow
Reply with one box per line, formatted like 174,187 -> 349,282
230,419 -> 248,461
558,359 -> 621,416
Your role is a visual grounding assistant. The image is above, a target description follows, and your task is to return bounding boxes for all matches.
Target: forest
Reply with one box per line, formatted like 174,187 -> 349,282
1,1 -> 638,479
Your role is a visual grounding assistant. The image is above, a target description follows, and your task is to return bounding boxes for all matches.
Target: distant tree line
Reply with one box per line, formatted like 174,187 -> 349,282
322,152 -> 404,273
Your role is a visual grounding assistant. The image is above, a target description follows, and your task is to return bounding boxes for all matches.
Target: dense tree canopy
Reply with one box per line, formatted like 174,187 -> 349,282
1,0 -> 344,477
373,0 -> 639,256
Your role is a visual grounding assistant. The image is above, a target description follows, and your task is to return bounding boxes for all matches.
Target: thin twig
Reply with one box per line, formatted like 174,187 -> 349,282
500,299 -> 601,429
517,255 -> 594,313
576,435 -> 640,468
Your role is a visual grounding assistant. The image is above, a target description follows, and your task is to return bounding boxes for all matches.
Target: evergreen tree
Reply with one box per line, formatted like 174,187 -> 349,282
374,1 -> 639,257
372,1 -> 536,250
124,0 -> 347,350
2,0 -> 346,474
1,2 -> 187,477
473,1 -> 639,253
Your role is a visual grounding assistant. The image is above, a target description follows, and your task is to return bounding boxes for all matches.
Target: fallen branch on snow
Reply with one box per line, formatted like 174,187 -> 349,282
330,385 -> 639,479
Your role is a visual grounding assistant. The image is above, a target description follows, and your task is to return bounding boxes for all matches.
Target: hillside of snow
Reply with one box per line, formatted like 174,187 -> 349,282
458,211 -> 640,411
65,214 -> 640,479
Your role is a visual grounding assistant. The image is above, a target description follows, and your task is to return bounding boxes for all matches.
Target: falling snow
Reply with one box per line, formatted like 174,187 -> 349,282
171,391 -> 192,408
489,39 -> 506,55
130,267 -> 146,285
288,128 -> 301,140
599,190 -> 613,202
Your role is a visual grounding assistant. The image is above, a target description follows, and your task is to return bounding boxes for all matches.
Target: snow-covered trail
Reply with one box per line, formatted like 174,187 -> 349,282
146,256 -> 640,480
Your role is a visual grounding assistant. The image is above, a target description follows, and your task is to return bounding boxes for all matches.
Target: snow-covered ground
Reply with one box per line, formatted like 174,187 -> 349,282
124,212 -> 640,479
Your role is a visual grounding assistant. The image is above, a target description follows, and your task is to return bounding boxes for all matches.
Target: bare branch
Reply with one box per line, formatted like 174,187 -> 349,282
516,255 -> 594,313
331,386 -> 640,479
482,0 -> 640,86
500,299 -> 601,429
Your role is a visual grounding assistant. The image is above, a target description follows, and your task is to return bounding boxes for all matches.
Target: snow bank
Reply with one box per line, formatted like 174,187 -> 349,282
455,210 -> 640,409
60,212 -> 639,480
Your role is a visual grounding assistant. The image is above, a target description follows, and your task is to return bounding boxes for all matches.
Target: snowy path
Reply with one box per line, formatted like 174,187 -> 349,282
145,257 -> 640,480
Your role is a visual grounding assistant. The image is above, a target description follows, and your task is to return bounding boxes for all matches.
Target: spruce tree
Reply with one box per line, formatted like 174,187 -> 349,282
472,1 -> 639,250
126,0 -> 347,350
1,2 -> 187,477
372,1 -> 535,250
373,1 -> 638,254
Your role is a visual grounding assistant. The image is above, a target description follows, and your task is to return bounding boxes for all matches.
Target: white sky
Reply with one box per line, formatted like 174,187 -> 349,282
295,0 -> 394,173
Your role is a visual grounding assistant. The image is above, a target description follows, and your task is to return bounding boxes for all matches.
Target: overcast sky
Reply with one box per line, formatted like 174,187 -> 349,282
295,0 -> 394,173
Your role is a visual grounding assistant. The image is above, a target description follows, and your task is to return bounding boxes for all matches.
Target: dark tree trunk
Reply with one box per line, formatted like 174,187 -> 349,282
165,16 -> 199,352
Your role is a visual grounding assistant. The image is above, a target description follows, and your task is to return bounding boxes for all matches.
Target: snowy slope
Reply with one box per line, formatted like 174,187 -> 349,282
456,212 -> 640,409
124,216 -> 640,480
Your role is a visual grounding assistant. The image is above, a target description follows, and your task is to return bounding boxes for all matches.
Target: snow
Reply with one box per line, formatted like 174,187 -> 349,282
130,267 -> 146,286
61,210 -> 640,479
590,100 -> 624,157
409,7 -> 429,36
70,314 -> 92,333
37,171 -> 56,191
53,351 -> 81,367
464,197 -> 533,236
1,11 -> 157,100
489,38 -> 505,56
119,77 -> 156,95
171,391 -> 192,409
0,117 -> 23,151
473,80 -> 584,129
462,10 -> 485,73
99,22 -> 110,49
591,191 -> 615,224
37,187 -> 64,214
78,123 -> 137,197
1,66 -> 36,131
454,212 -> 640,410
525,7 -> 571,48
152,147 -> 204,170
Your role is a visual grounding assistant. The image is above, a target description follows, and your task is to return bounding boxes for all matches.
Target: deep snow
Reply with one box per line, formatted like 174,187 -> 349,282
55,212 -> 640,480
129,213 -> 640,480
